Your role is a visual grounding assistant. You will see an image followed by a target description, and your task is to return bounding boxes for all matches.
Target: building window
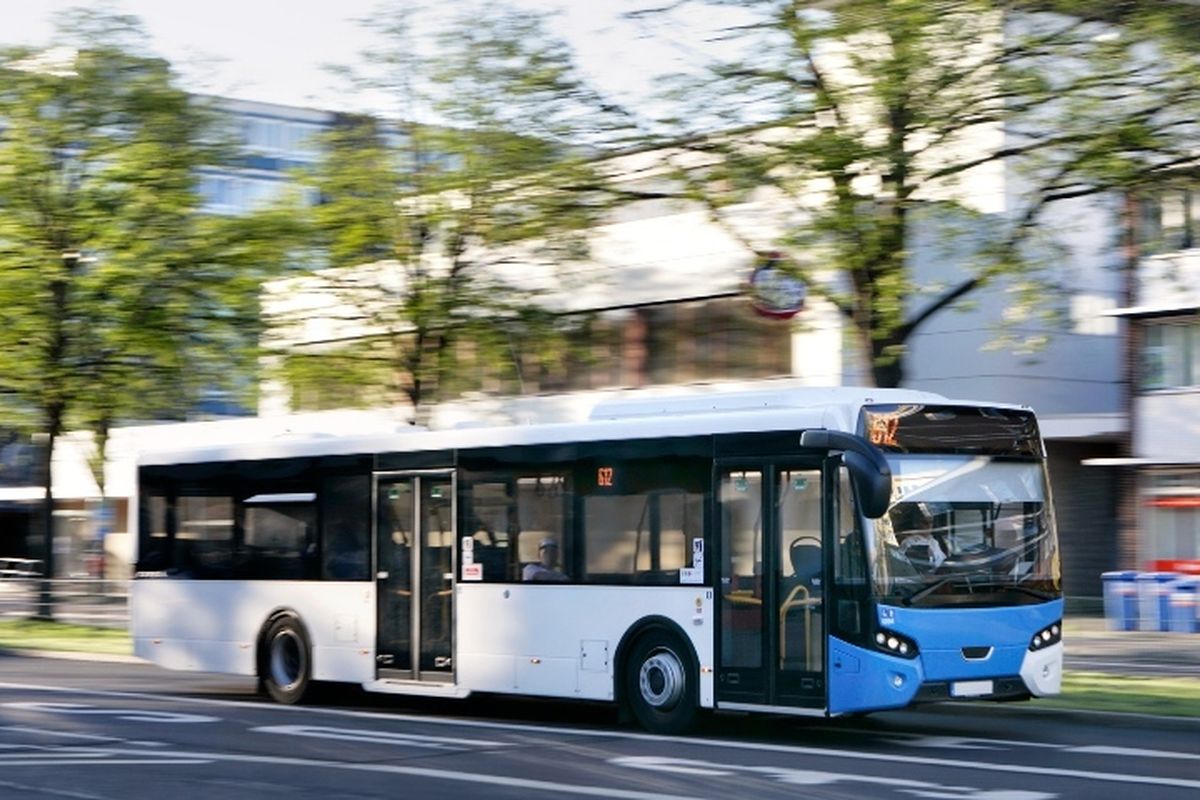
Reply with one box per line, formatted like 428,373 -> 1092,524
1142,319 -> 1200,390
1143,472 -> 1200,565
1139,188 -> 1199,255
559,296 -> 793,393
241,117 -> 322,160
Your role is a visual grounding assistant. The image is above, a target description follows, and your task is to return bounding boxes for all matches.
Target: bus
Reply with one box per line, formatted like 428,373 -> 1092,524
130,387 -> 1063,733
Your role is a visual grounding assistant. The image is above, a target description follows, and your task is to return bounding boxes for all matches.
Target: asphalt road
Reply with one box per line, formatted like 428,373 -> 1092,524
0,655 -> 1197,799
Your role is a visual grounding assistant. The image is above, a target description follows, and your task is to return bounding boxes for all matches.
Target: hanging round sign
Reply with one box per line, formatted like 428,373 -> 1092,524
748,253 -> 806,319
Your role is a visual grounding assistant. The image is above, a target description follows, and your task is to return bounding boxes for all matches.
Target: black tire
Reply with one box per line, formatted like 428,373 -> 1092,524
260,615 -> 312,705
624,630 -> 698,735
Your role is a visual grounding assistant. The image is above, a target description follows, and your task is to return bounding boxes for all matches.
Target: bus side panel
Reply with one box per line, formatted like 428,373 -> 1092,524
131,579 -> 375,683
455,584 -> 715,707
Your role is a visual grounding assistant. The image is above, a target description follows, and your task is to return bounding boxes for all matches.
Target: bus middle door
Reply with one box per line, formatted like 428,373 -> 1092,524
375,471 -> 456,682
716,461 -> 826,711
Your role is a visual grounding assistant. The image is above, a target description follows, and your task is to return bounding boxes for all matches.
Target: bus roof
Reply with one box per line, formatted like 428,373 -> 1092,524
136,385 -> 1021,467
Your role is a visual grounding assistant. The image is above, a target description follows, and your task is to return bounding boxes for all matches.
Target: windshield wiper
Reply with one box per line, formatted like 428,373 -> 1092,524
902,570 -> 990,606
1003,584 -> 1056,601
903,573 -> 1056,606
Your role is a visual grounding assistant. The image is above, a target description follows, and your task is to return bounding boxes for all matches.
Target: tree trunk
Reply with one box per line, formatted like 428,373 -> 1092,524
36,410 -> 62,621
864,325 -> 907,388
871,353 -> 905,389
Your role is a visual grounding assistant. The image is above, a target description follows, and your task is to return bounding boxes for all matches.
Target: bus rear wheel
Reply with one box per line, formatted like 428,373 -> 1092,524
261,616 -> 312,705
624,631 -> 697,735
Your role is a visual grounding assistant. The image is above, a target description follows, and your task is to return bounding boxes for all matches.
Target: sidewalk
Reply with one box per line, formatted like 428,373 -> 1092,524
1064,616 -> 1200,677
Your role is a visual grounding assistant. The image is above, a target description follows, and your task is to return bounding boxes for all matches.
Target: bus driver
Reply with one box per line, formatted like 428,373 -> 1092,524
523,537 -> 569,582
894,504 -> 947,570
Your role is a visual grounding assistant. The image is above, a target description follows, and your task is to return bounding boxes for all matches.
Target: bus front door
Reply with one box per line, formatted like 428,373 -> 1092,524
716,463 -> 827,711
375,472 -> 455,682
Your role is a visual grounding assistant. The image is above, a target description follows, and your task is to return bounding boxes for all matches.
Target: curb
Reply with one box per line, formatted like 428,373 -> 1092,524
987,700 -> 1200,726
0,647 -> 143,665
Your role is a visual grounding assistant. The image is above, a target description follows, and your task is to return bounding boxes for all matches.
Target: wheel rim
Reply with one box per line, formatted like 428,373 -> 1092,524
269,628 -> 305,691
638,647 -> 685,710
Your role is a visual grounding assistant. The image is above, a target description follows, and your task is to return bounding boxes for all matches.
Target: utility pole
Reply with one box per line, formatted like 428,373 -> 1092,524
1117,195 -> 1141,571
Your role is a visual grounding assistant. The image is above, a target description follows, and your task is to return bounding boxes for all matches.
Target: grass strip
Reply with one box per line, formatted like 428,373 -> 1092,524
0,619 -> 132,656
1043,671 -> 1200,718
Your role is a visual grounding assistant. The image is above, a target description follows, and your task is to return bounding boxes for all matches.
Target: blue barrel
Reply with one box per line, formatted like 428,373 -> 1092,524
1167,577 -> 1199,634
1102,570 -> 1139,631
1136,572 -> 1179,632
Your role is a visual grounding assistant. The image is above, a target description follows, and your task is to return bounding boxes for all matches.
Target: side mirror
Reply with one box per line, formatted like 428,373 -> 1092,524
799,429 -> 893,519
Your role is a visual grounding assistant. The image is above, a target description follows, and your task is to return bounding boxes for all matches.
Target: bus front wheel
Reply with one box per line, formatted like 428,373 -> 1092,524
624,631 -> 697,735
260,616 -> 312,705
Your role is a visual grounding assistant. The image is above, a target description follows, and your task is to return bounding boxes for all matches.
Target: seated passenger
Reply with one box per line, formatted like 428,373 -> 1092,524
522,537 -> 569,582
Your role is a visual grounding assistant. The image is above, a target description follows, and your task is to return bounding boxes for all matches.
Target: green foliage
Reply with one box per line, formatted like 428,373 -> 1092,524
642,0 -> 1200,386
0,12 -> 295,486
1051,670 -> 1200,717
270,3 -> 630,411
0,619 -> 131,656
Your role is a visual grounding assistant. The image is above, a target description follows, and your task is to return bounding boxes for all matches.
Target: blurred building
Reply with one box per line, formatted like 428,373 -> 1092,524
195,96 -> 331,217
1094,189 -> 1200,574
8,91 -> 1164,599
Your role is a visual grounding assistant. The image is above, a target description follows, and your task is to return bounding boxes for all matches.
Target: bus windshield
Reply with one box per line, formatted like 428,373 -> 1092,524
868,455 -> 1061,607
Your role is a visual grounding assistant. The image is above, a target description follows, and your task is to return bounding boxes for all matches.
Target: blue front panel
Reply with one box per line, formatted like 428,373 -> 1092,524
828,599 -> 1063,715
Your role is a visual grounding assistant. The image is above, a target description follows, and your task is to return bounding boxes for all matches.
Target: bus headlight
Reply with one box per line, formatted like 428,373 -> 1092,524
1028,621 -> 1062,651
874,629 -> 919,659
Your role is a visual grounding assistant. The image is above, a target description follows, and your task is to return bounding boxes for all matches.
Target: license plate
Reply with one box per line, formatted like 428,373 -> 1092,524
951,680 -> 994,697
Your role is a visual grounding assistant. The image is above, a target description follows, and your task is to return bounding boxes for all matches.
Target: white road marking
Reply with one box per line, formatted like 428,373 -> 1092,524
1068,745 -> 1200,761
69,746 -> 706,800
1,727 -> 126,744
0,726 -> 166,747
0,757 -> 209,766
612,755 -> 1055,800
900,736 -> 1200,763
0,745 -> 209,767
1,681 -> 1197,792
902,736 -> 1061,751
252,724 -> 513,749
2,701 -> 217,724
0,777 -> 105,799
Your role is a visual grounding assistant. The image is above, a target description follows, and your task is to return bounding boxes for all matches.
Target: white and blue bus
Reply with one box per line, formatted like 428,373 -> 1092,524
131,387 -> 1063,733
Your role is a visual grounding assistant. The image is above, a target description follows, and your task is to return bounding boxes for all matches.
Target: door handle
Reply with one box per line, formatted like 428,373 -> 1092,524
376,571 -> 389,579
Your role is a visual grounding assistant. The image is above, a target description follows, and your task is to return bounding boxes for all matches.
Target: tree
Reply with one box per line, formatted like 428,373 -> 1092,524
0,11 -> 290,602
632,0 -> 1200,386
266,3 -> 633,415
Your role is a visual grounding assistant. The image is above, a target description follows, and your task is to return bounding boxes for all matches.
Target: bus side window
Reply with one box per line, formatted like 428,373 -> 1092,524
321,474 -> 370,581
580,458 -> 706,585
516,474 -> 569,581
136,492 -> 171,573
460,479 -> 511,582
244,496 -> 317,580
458,472 -> 569,582
175,495 -> 234,578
